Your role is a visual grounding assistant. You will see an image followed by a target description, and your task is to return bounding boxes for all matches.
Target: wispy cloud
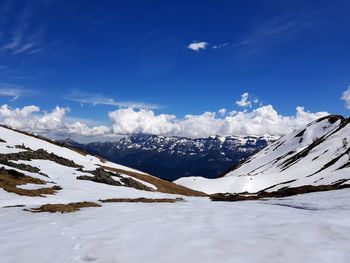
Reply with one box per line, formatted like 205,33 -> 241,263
64,91 -> 161,110
212,43 -> 230,49
0,84 -> 30,101
1,31 -> 43,55
0,1 -> 44,56
231,12 -> 321,56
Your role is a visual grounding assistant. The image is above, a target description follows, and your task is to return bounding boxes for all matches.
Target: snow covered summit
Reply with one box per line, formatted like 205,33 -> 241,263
175,115 -> 350,194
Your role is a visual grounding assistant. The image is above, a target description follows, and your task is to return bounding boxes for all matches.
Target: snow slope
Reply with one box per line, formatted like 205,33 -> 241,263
2,124 -> 350,263
0,126 -> 203,207
176,115 -> 350,194
1,189 -> 350,263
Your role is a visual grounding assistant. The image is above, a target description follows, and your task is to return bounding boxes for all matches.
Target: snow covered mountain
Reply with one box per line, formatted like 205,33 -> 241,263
0,125 -> 205,208
176,115 -> 350,194
62,134 -> 275,181
2,122 -> 350,263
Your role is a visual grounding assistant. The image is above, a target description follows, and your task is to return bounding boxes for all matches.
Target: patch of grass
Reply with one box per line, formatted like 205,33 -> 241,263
28,202 -> 101,213
0,167 -> 61,196
99,197 -> 184,203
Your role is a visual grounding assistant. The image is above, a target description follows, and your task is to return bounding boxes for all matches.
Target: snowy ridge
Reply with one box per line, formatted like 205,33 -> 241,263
84,134 -> 276,156
64,134 -> 276,180
175,115 -> 350,194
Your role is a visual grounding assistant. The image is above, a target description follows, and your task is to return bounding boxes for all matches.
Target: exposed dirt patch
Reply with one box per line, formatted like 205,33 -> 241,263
0,138 -> 6,143
102,166 -> 207,197
15,144 -> 32,151
27,201 -> 101,213
210,182 -> 350,201
0,148 -> 82,169
77,168 -> 153,191
315,115 -> 345,124
1,160 -> 47,177
99,197 -> 184,203
0,167 -> 61,196
307,148 -> 350,177
278,116 -> 349,171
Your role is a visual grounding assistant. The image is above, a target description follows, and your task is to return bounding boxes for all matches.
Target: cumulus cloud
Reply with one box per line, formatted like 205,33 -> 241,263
0,102 -> 329,140
341,87 -> 350,109
0,104 -> 112,138
187,41 -> 208,52
106,105 -> 328,138
0,105 -> 65,131
109,108 -> 177,135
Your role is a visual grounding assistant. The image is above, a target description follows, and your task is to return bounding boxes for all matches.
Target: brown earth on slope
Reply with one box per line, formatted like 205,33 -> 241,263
0,168 -> 61,197
210,181 -> 350,201
99,197 -> 184,203
102,166 -> 207,197
28,201 -> 101,213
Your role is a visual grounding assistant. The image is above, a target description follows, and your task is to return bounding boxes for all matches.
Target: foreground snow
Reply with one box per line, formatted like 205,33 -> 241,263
2,189 -> 350,263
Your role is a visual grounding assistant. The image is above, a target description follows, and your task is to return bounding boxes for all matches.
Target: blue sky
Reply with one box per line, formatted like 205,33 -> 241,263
0,0 -> 349,139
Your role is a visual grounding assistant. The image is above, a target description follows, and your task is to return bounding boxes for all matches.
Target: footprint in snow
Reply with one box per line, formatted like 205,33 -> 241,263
80,255 -> 98,262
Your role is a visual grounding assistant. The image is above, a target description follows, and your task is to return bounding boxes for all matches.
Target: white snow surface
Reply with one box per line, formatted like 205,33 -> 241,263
1,189 -> 350,263
176,116 -> 350,194
2,123 -> 350,263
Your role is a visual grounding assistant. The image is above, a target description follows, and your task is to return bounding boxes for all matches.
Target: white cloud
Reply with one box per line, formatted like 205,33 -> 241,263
67,122 -> 110,136
0,105 -> 69,132
0,101 -> 329,140
12,43 -> 34,54
187,42 -> 208,52
236,92 -> 254,107
65,91 -> 160,110
0,104 -> 110,137
0,85 -> 28,101
212,43 -> 230,49
106,105 -> 328,138
218,108 -> 227,115
1,38 -> 38,55
341,87 -> 350,109
0,104 -> 40,129
29,106 -> 68,131
109,108 -> 177,135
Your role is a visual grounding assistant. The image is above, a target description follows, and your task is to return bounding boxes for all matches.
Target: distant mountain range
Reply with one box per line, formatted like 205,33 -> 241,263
60,134 -> 276,181
176,115 -> 350,194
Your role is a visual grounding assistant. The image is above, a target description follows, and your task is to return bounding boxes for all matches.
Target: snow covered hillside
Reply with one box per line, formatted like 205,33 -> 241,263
176,115 -> 350,194
0,125 -> 204,208
2,123 -> 350,263
2,189 -> 350,263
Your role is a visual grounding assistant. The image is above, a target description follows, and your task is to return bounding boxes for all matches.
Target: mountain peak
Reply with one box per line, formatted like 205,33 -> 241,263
175,115 -> 350,194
